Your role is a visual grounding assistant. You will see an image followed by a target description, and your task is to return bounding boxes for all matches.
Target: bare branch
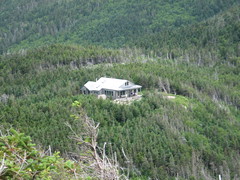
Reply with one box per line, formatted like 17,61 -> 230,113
0,153 -> 6,176
68,106 -> 127,179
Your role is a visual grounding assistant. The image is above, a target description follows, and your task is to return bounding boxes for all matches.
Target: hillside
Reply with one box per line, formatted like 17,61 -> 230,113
1,0 -> 240,53
0,118 -> 122,179
1,1 -> 240,180
132,5 -> 240,65
0,43 -> 239,179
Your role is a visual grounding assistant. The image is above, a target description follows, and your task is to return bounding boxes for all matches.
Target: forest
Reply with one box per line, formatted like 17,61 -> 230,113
1,0 -> 240,53
0,0 -> 240,179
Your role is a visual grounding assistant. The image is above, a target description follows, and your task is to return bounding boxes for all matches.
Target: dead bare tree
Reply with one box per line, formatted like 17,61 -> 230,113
158,77 -> 168,93
0,153 -> 6,176
67,101 -> 127,179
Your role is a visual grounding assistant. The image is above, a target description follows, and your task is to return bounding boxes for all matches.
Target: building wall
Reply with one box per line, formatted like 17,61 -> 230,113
81,87 -> 89,94
81,86 -> 141,99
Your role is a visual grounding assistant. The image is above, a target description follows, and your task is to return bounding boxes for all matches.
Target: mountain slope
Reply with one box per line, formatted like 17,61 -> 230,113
1,0 -> 240,53
0,44 -> 240,179
1,1 -> 240,179
132,5 -> 240,65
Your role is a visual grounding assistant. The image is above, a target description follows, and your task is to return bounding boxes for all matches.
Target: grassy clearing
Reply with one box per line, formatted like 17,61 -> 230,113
161,92 -> 190,108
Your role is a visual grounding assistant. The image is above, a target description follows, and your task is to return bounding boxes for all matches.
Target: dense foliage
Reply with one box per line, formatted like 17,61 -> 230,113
0,44 -> 126,153
1,0 -> 240,53
0,128 -> 80,179
0,113 -> 121,179
0,43 -> 239,179
1,1 -> 240,179
131,5 -> 240,65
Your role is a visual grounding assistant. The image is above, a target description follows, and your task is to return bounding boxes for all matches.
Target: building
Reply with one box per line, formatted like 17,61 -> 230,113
81,77 -> 142,99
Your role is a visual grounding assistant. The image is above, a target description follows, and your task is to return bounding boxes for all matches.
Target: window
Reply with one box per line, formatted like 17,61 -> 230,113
125,82 -> 129,86
91,91 -> 98,95
120,91 -> 125,95
105,90 -> 113,96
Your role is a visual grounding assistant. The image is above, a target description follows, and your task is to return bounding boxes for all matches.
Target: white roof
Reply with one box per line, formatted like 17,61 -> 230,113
83,77 -> 141,91
84,81 -> 102,91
